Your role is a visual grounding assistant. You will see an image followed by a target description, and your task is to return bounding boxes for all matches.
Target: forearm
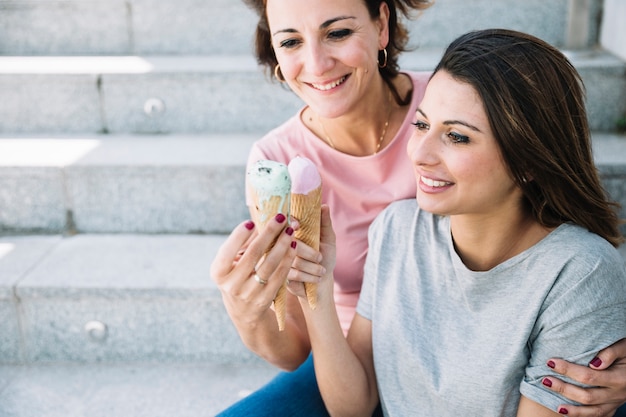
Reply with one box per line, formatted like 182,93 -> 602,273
300,294 -> 378,416
226,293 -> 311,370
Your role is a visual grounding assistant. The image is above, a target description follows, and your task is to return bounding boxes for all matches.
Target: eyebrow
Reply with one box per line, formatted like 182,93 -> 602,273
416,108 -> 483,133
272,16 -> 356,36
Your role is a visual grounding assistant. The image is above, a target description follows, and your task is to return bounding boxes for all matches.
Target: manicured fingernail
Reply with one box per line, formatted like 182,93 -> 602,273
244,220 -> 255,230
590,357 -> 602,367
275,213 -> 286,223
285,226 -> 294,236
559,407 -> 568,414
291,241 -> 297,249
547,360 -> 555,369
542,378 -> 552,388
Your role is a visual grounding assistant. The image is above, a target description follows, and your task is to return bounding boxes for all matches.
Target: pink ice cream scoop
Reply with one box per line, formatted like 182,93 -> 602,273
288,156 -> 322,194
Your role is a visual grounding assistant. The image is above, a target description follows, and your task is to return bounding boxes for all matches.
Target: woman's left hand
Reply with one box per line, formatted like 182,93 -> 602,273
542,338 -> 626,416
287,204 -> 337,306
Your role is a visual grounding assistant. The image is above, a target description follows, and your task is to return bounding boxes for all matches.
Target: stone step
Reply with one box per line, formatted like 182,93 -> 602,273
1,48 -> 624,135
1,233 -> 625,366
0,362 -> 279,416
1,132 -> 625,235
0,0 -> 598,55
0,233 -> 256,364
0,134 -> 254,234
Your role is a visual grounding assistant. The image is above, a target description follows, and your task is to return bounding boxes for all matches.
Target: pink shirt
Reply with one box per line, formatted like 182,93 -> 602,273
247,71 -> 430,333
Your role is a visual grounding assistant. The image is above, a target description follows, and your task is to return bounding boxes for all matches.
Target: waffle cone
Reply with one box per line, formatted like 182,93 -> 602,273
250,191 -> 290,331
291,186 -> 322,309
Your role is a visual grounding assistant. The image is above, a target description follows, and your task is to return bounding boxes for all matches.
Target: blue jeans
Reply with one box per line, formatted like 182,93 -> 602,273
216,354 -> 383,416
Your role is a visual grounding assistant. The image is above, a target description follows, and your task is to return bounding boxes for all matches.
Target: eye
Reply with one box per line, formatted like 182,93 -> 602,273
328,28 -> 352,40
279,38 -> 301,49
448,132 -> 469,144
411,120 -> 429,131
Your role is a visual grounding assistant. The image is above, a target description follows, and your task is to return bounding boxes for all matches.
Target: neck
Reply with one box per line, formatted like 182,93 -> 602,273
450,211 -> 550,271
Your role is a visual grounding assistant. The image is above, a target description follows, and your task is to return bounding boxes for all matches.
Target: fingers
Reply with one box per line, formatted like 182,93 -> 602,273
542,357 -> 626,417
550,402 -> 620,417
547,358 -> 625,400
593,339 -> 626,370
211,214 -> 295,288
210,220 -> 256,283
254,223 -> 298,293
542,373 -> 624,416
542,372 -> 610,405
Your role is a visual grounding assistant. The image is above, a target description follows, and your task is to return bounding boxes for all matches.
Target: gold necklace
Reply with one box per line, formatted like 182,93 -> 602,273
318,88 -> 392,155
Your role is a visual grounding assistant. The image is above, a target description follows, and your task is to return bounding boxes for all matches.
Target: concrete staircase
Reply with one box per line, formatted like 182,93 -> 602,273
1,0 -> 625,415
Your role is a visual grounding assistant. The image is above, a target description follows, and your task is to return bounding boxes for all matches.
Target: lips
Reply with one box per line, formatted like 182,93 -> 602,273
311,75 -> 347,91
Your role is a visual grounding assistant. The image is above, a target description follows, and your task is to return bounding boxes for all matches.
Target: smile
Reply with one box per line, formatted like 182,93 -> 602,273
311,76 -> 347,91
421,176 -> 452,187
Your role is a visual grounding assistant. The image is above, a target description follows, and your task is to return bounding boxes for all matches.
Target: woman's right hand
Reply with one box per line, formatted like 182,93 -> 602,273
210,213 -> 307,368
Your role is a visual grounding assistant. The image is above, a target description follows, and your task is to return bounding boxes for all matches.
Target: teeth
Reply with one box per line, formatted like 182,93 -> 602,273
421,176 -> 450,187
312,76 -> 346,91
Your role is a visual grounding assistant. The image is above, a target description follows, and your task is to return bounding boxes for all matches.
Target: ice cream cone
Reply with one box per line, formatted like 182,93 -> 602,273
288,156 -> 322,310
290,187 -> 321,309
248,160 -> 291,331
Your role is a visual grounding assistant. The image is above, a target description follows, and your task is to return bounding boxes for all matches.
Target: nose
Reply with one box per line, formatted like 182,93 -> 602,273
407,128 -> 439,166
305,41 -> 334,76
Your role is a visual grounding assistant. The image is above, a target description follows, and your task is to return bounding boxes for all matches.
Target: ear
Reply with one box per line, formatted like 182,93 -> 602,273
377,1 -> 390,50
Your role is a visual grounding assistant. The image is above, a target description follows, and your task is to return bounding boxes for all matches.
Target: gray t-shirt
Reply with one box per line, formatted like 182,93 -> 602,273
357,199 -> 626,417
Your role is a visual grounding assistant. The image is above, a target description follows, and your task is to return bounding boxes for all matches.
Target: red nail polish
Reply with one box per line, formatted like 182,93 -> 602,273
542,378 -> 552,388
244,221 -> 255,230
285,227 -> 294,236
590,357 -> 602,367
291,241 -> 297,249
559,407 -> 568,415
547,360 -> 556,369
275,213 -> 286,223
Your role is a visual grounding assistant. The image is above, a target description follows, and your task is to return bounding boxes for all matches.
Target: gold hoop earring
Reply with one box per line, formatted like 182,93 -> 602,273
378,48 -> 388,69
274,64 -> 286,82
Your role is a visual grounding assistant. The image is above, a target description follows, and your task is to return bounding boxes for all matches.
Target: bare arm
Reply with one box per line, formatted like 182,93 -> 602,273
297,205 -> 379,416
517,396 -> 563,417
539,338 -> 626,416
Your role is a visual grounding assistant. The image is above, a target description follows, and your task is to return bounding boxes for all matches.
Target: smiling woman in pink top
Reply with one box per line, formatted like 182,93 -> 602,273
210,0 -> 626,416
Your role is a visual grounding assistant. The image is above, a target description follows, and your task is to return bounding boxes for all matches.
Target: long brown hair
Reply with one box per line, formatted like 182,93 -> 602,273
434,29 -> 623,247
242,0 -> 432,103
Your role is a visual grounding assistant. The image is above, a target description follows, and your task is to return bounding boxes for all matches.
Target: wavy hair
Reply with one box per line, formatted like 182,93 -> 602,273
433,29 -> 623,246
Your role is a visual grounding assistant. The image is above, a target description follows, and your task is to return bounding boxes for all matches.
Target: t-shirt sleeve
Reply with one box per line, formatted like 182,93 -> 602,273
520,251 -> 626,410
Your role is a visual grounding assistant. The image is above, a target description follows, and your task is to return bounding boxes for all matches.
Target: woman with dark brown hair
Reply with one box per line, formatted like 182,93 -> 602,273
210,1 -> 626,415
299,28 -> 626,416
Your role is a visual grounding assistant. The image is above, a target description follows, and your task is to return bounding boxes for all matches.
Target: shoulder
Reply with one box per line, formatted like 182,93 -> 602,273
370,199 -> 434,239
541,224 -> 626,305
376,198 -> 418,222
550,224 -> 625,271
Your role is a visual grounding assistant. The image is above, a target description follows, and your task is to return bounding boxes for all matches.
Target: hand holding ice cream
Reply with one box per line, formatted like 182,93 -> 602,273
247,157 -> 323,330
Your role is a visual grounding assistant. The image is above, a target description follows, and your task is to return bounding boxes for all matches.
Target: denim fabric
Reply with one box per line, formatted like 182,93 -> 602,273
216,354 -> 383,416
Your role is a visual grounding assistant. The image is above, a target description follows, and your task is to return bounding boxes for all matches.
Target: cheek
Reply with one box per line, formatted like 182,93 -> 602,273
275,52 -> 296,78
